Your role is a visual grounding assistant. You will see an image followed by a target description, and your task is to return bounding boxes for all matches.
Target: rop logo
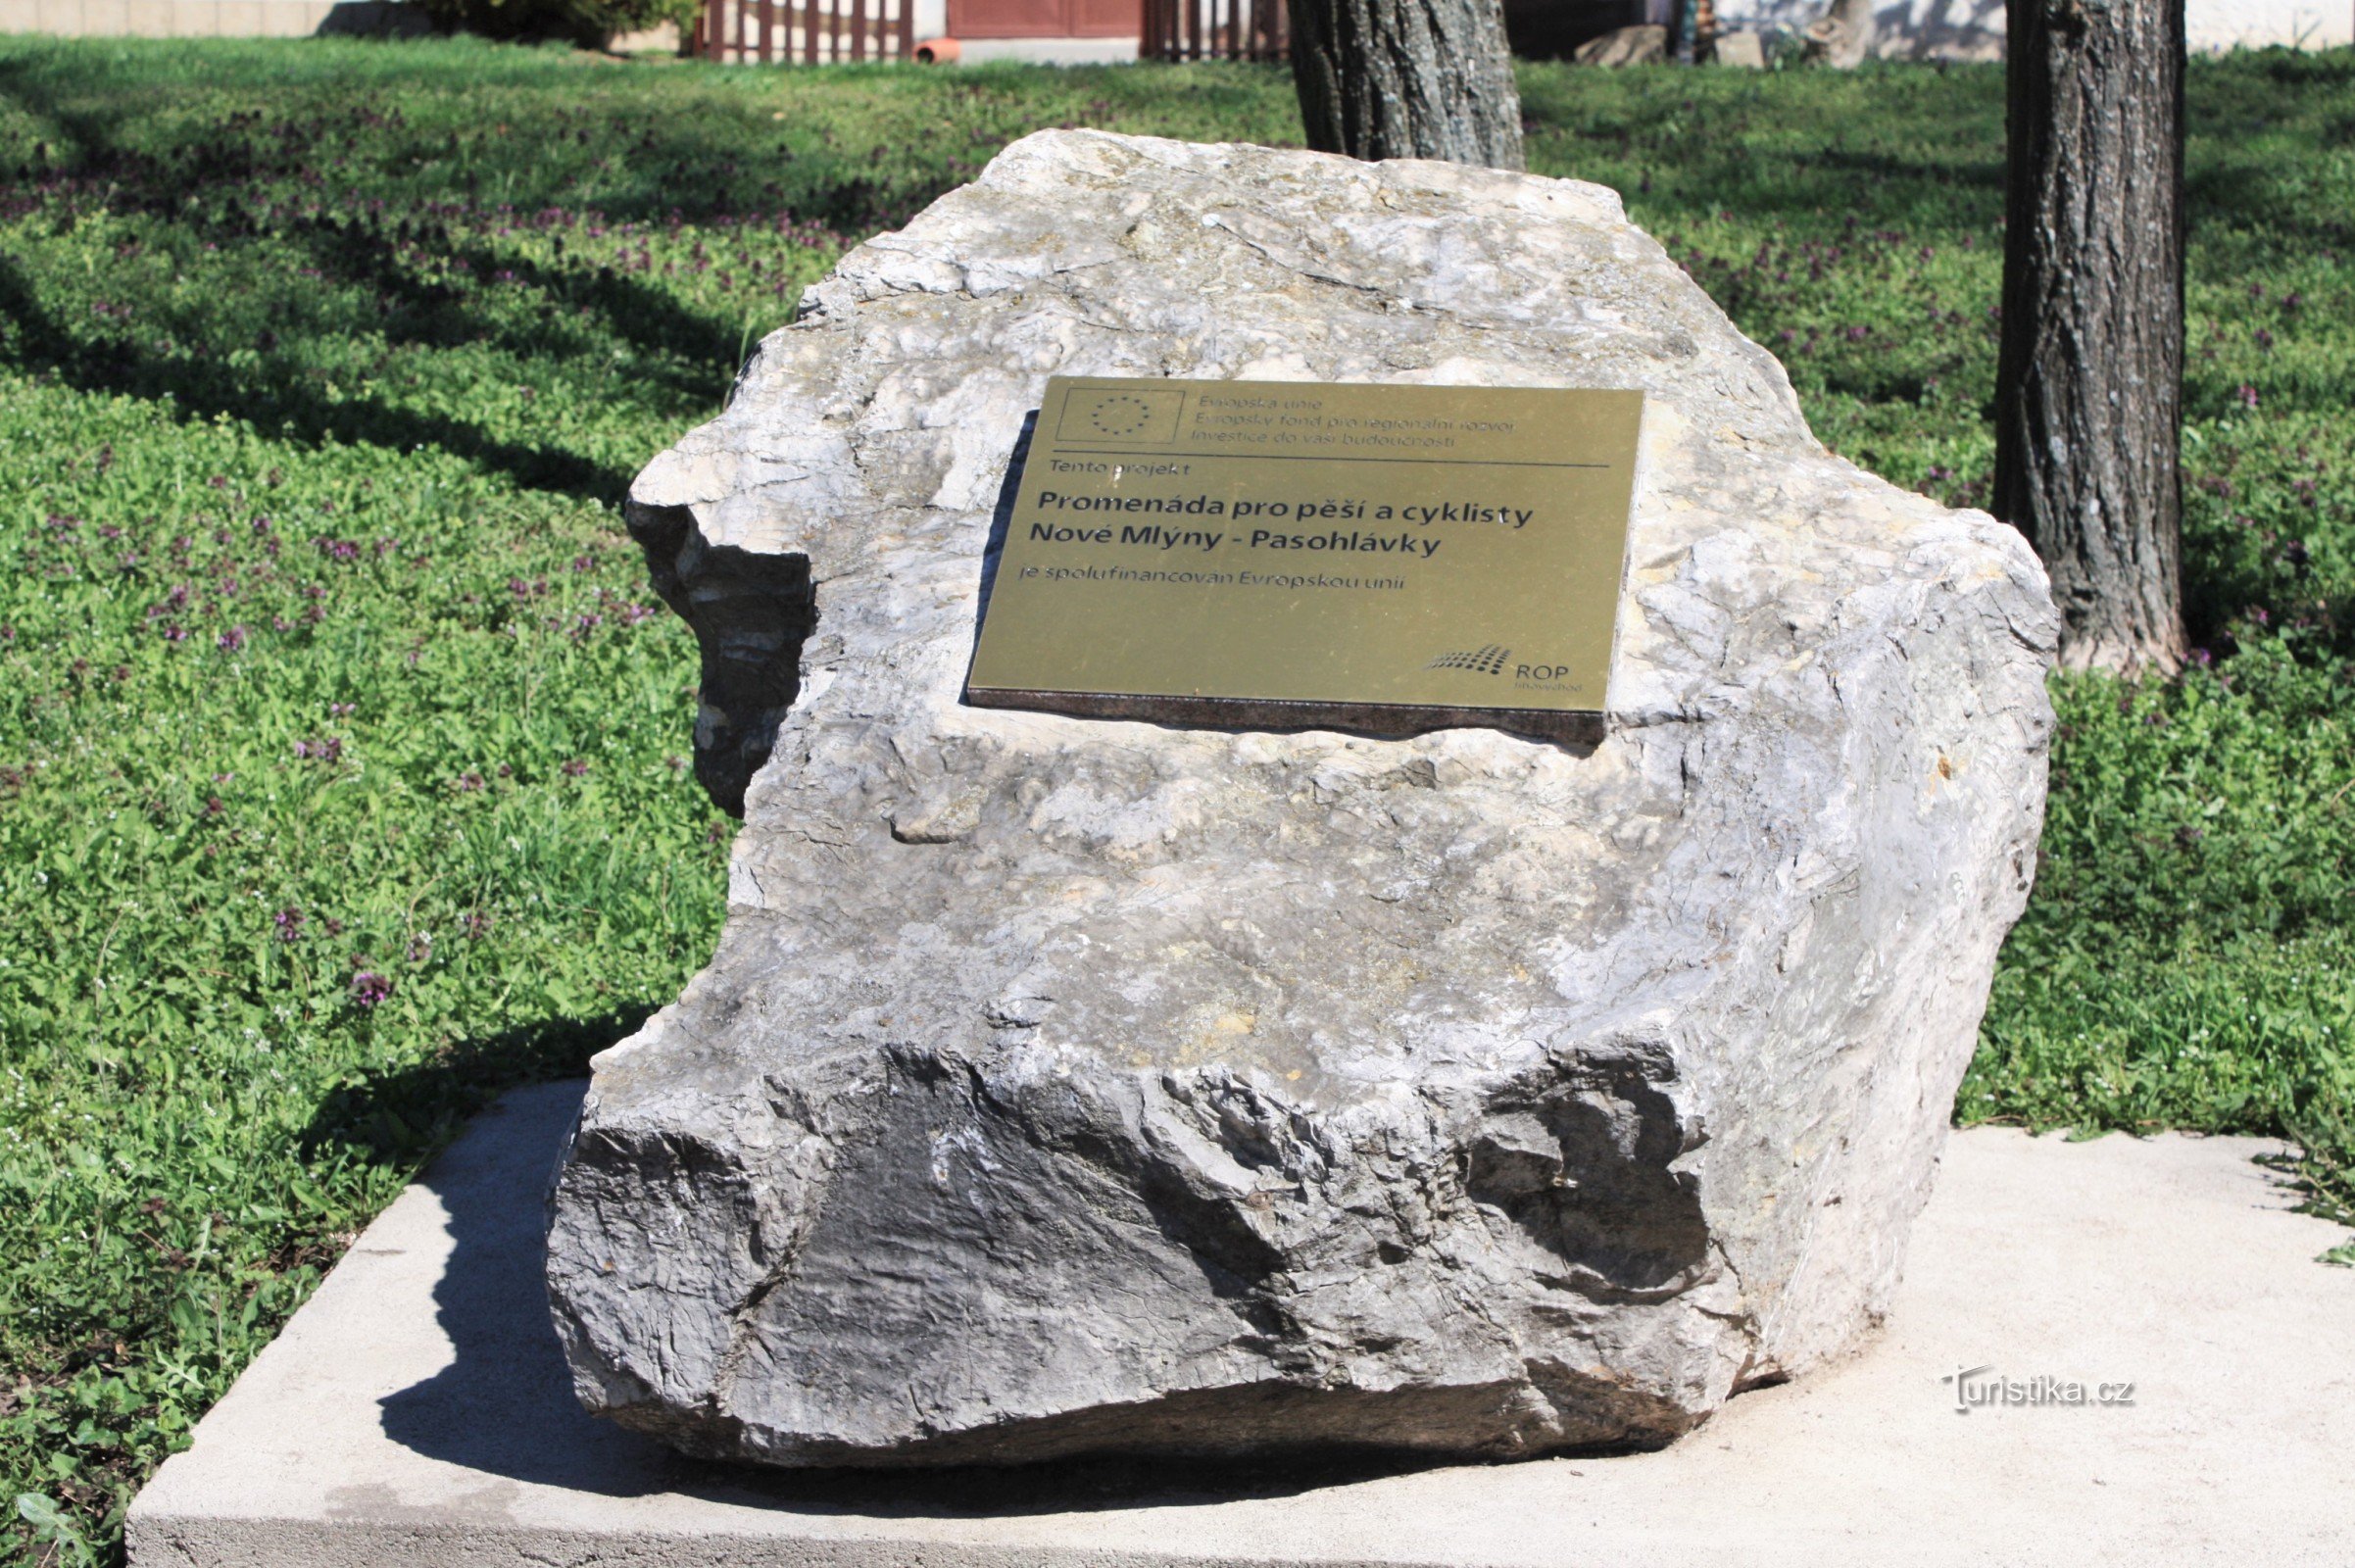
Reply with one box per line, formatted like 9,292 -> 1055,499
1426,645 -> 1510,676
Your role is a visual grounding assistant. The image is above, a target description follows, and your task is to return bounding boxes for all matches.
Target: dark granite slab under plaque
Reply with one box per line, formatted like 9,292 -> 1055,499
965,378 -> 1644,743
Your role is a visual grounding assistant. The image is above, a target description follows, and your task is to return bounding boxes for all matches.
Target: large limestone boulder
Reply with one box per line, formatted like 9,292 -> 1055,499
546,130 -> 2056,1467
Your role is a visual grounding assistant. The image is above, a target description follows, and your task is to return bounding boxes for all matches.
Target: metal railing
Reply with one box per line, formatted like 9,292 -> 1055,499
1142,0 -> 1287,60
689,0 -> 916,62
689,0 -> 1281,66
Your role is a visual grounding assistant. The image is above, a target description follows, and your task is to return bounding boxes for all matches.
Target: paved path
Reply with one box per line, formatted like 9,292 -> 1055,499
130,1080 -> 2355,1566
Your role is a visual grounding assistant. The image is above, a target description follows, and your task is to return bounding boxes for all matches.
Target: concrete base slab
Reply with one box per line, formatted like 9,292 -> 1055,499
957,35 -> 1139,62
128,1081 -> 2355,1567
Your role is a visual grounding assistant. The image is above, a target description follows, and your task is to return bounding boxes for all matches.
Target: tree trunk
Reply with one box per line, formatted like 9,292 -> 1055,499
1289,0 -> 1526,171
1993,0 -> 2188,673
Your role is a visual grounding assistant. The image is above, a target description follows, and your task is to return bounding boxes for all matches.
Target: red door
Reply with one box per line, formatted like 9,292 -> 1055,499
1067,0 -> 1135,31
951,0 -> 1136,34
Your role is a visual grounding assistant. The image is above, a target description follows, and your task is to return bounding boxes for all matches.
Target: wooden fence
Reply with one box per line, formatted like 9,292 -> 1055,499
689,0 -> 916,62
1142,0 -> 1287,59
688,0 -> 1282,65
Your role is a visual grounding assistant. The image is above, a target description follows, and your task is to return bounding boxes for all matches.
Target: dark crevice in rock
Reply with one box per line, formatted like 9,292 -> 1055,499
1467,1045 -> 1712,1295
626,498 -> 816,818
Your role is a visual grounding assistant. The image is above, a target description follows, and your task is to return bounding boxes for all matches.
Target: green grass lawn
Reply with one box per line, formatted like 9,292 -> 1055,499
1,36 -> 2350,1566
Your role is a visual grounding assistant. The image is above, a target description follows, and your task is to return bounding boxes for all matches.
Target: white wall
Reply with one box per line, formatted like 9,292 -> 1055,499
2182,0 -> 2350,48
1717,0 -> 2352,57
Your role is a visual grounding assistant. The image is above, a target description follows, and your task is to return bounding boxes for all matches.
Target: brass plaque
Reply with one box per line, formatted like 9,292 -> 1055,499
965,378 -> 1644,742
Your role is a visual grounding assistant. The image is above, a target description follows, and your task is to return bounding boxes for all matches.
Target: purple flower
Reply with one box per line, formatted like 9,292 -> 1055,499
2237,384 -> 2260,410
274,906 -> 305,942
2187,648 -> 2213,667
561,759 -> 590,778
217,625 -> 246,653
349,970 -> 393,1008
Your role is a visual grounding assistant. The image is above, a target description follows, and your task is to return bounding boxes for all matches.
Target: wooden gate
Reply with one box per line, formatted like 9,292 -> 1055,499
1142,0 -> 1286,58
690,0 -> 916,62
950,0 -> 1138,35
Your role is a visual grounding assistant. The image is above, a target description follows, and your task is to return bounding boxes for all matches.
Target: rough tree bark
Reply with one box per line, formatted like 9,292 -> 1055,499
1993,0 -> 2188,672
1289,0 -> 1526,170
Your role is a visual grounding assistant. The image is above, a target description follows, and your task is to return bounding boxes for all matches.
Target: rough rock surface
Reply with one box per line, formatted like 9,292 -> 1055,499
546,130 -> 2057,1468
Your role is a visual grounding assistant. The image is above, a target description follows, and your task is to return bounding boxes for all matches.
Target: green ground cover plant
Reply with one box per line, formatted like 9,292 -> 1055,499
0,37 -> 2348,1565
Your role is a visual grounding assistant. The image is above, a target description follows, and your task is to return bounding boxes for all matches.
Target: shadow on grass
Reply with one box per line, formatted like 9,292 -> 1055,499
0,63 -> 761,501
0,48 -> 958,234
0,253 -> 636,502
301,1005 -> 655,1176
2185,157 -> 2355,254
1801,145 -> 2003,190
